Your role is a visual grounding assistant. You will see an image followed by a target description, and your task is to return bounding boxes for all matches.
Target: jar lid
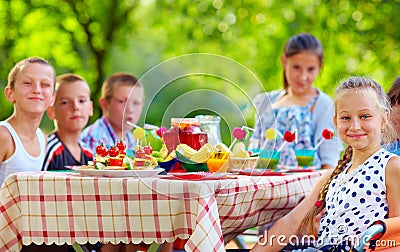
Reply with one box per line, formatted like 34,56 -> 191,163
171,118 -> 200,126
195,115 -> 221,122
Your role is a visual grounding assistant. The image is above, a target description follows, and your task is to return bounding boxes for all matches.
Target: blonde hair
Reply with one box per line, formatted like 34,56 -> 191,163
299,76 -> 397,235
7,57 -> 56,90
101,72 -> 141,102
55,73 -> 88,93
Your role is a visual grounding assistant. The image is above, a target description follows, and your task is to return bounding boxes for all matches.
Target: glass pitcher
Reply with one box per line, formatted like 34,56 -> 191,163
195,115 -> 222,146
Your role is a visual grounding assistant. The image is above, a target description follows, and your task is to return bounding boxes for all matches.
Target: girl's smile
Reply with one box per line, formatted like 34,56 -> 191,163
346,133 -> 367,139
335,91 -> 386,152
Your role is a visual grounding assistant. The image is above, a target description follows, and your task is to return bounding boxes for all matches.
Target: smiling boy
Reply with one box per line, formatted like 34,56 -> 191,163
0,57 -> 55,185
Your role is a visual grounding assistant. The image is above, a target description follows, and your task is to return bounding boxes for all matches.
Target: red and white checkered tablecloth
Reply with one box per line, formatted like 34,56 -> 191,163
0,171 -> 322,252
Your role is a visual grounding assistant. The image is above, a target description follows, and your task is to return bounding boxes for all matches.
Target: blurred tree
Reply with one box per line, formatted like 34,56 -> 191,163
0,0 -> 138,120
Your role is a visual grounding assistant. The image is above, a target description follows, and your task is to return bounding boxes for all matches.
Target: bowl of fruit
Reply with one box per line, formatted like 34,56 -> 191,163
175,151 -> 209,172
174,143 -> 214,172
228,142 -> 259,172
157,158 -> 178,172
150,144 -> 178,172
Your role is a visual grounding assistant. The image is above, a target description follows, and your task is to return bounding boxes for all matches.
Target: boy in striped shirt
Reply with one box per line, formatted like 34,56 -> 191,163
42,73 -> 93,171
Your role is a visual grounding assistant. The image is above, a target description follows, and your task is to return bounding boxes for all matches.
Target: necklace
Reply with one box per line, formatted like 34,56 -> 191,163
336,167 -> 359,186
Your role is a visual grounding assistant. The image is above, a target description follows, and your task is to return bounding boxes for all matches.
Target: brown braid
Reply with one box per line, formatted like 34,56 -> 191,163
298,146 -> 353,235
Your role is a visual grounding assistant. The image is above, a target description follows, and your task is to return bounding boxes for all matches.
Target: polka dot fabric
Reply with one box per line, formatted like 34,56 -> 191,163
317,148 -> 394,247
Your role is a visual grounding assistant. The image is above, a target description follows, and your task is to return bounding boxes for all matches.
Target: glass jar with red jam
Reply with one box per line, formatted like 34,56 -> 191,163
163,118 -> 208,152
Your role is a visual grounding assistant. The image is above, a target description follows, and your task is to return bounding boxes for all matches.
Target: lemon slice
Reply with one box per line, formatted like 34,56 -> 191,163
176,144 -> 196,159
215,143 -> 230,153
191,143 -> 213,163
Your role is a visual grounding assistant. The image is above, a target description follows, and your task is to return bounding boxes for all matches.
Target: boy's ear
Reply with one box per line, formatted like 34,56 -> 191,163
47,106 -> 56,120
5,87 -> 15,103
49,93 -> 55,107
99,97 -> 108,113
89,100 -> 93,116
333,116 -> 337,128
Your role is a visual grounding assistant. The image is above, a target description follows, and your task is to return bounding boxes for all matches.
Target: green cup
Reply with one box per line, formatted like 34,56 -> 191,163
145,129 -> 163,151
257,149 -> 281,170
295,149 -> 315,167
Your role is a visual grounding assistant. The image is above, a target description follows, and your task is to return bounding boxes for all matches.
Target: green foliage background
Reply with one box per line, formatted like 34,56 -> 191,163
0,0 -> 399,144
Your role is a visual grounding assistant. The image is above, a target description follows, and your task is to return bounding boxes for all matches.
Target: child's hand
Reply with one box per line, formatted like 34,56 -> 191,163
313,208 -> 326,236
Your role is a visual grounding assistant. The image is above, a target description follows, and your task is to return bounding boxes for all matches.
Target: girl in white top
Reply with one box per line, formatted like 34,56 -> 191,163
0,57 -> 55,186
251,77 -> 400,252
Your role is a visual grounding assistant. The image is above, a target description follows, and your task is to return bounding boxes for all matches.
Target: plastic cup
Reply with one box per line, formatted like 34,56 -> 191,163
295,149 -> 315,167
257,149 -> 281,170
206,152 -> 230,172
228,157 -> 259,172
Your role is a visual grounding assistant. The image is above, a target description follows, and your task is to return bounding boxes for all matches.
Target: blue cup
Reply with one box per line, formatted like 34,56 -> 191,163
295,149 -> 315,167
256,149 -> 281,169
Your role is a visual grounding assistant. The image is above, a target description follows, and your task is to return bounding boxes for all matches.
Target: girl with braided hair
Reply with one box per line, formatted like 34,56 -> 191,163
251,77 -> 400,252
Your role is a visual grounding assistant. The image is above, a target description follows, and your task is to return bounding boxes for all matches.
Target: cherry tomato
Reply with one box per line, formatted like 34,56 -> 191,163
109,146 -> 119,157
109,157 -> 123,166
143,145 -> 153,155
135,148 -> 146,158
95,145 -> 104,155
96,144 -> 108,157
116,140 -> 126,152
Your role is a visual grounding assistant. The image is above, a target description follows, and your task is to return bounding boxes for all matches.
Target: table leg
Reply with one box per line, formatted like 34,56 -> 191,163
147,242 -> 161,252
233,235 -> 247,249
72,243 -> 90,252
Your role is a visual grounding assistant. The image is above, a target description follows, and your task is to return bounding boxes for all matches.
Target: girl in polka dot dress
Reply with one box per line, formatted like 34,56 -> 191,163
251,77 -> 400,252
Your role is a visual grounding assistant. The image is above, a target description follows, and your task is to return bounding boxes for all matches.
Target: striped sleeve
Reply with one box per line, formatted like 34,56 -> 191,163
42,133 -> 63,171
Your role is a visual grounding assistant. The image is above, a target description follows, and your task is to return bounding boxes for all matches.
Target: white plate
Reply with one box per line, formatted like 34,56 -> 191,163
76,168 -> 164,178
277,165 -> 318,172
64,165 -> 81,171
161,172 -> 232,180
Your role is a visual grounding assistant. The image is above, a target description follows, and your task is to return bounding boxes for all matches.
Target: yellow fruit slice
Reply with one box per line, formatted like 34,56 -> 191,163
191,143 -> 213,163
215,143 -> 230,153
164,150 -> 176,161
234,149 -> 250,158
265,128 -> 277,140
232,142 -> 246,156
95,155 -> 107,163
159,144 -> 169,159
176,144 -> 196,159
146,155 -> 159,165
